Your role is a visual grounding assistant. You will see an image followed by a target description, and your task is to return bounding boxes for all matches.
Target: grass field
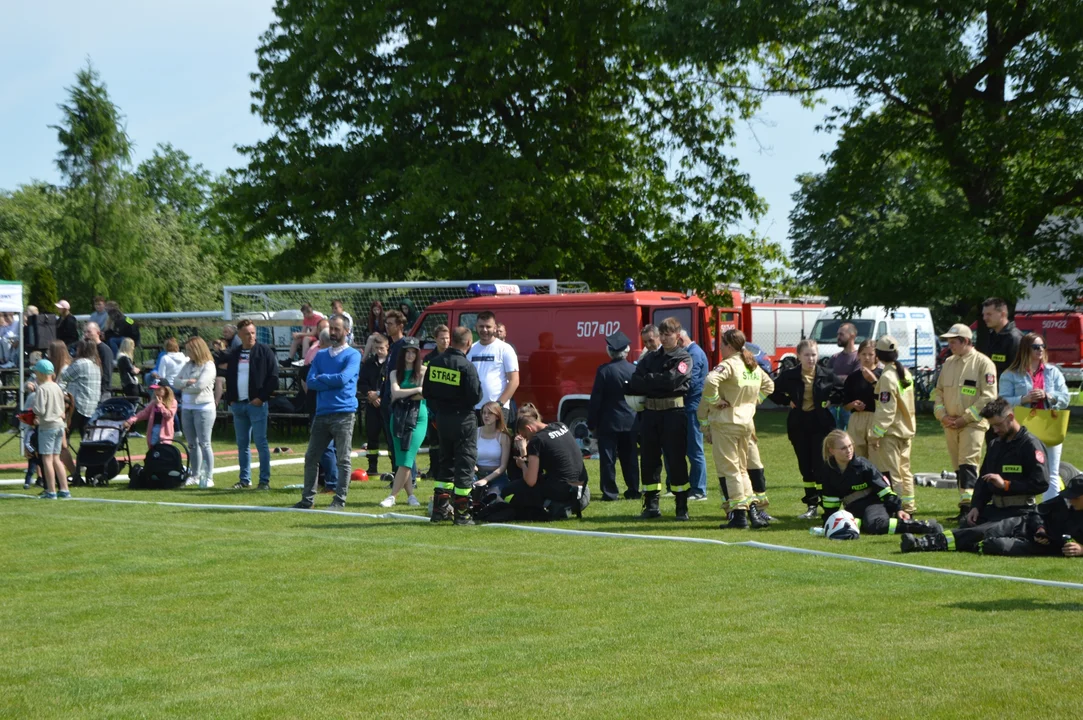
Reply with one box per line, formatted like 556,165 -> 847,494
2,412 -> 1082,718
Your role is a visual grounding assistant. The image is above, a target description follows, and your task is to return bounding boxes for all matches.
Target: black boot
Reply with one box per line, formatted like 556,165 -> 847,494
366,454 -> 379,476
797,505 -> 819,520
430,491 -> 453,523
718,477 -> 730,512
674,491 -> 689,521
899,518 -> 942,535
900,532 -> 950,553
749,502 -> 770,529
453,495 -> 475,526
640,492 -> 661,519
951,504 -> 971,527
724,508 -> 749,529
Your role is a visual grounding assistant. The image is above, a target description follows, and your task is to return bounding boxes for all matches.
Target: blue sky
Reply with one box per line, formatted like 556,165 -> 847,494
0,1 -> 840,255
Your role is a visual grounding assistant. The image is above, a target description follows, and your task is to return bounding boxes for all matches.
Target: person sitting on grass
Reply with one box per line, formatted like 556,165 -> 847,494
125,379 -> 176,449
472,400 -> 512,498
902,475 -> 1083,557
32,359 -> 71,500
502,404 -> 589,520
819,430 -> 942,536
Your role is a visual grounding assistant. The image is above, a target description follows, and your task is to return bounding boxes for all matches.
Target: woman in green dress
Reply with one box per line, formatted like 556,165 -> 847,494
379,337 -> 429,508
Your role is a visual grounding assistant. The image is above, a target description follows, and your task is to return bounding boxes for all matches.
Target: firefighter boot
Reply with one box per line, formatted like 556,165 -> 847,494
640,492 -> 662,519
366,454 -> 379,476
674,491 -> 690,521
900,532 -> 950,553
453,495 -> 475,526
749,502 -> 770,529
724,508 -> 750,529
430,491 -> 453,523
718,477 -> 731,513
899,518 -> 943,535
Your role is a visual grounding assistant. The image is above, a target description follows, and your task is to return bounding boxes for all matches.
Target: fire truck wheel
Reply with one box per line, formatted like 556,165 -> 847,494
563,407 -> 596,457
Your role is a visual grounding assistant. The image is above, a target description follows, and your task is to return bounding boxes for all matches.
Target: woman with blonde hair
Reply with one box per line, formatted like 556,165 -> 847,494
842,339 -> 880,460
473,400 -> 511,496
698,329 -> 774,529
820,430 -> 940,536
175,336 -> 218,488
116,337 -> 141,398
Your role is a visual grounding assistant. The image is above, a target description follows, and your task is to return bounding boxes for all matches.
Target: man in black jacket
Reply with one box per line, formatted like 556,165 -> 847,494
980,297 -> 1024,380
963,397 -> 1050,527
421,326 -> 482,524
626,317 -> 692,520
225,319 -> 280,489
54,301 -> 79,346
358,333 -> 389,476
588,330 -> 640,501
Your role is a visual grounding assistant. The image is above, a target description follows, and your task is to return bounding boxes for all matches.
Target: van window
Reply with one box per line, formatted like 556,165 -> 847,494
653,307 -> 694,341
877,321 -> 888,338
414,313 -> 449,341
810,318 -> 874,343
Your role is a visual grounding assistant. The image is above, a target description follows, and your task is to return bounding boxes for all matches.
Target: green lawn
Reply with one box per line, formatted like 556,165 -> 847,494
2,412 -> 1081,718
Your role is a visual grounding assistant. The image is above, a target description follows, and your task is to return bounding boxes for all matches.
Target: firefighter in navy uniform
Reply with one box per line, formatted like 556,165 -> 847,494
902,475 -> 1083,556
625,317 -> 693,520
587,330 -> 640,501
421,326 -> 483,525
962,397 -> 1050,527
820,430 -> 942,536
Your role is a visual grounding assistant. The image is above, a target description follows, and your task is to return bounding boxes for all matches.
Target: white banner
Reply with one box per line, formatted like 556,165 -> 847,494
0,281 -> 23,312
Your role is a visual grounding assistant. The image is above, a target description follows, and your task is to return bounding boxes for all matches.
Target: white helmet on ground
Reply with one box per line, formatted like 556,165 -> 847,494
824,510 -> 860,540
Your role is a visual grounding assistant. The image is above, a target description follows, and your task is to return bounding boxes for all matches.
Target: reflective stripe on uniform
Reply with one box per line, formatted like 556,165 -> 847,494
960,488 -> 974,500
945,530 -> 956,549
453,486 -> 472,496
967,405 -> 982,421
671,483 -> 691,493
803,482 -> 817,489
888,517 -> 898,535
643,483 -> 661,492
877,486 -> 894,499
872,425 -> 886,438
432,481 -> 454,490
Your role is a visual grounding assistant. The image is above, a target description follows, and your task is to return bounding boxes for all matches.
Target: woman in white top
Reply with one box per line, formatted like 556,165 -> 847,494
176,337 -> 218,488
473,400 -> 511,497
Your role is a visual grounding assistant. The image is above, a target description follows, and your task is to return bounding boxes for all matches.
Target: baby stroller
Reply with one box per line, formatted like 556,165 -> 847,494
72,397 -> 136,486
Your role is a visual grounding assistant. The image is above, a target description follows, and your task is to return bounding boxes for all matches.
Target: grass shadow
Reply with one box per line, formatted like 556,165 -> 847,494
946,599 -> 1083,613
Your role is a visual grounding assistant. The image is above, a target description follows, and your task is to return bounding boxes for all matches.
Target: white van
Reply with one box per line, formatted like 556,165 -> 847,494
810,306 -> 938,369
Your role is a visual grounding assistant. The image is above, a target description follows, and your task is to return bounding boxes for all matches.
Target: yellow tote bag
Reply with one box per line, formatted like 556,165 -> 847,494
1015,406 -> 1070,447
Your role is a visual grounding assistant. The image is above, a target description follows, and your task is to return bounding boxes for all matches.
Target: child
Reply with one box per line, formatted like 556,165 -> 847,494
31,359 -> 70,499
19,381 -> 41,489
125,379 -> 177,449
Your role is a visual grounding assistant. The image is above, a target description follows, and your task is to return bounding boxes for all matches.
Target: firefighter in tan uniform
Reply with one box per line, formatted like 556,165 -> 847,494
868,336 -> 917,513
698,329 -> 774,529
934,323 -> 997,519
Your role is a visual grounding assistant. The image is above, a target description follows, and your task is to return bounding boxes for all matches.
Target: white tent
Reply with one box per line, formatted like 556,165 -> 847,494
0,281 -> 25,410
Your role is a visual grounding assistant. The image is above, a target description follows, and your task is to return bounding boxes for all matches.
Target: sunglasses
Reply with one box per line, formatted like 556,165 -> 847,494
1031,345 -> 1046,351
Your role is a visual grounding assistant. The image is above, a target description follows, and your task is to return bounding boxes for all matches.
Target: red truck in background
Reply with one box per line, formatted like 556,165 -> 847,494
407,289 -> 827,442
1013,312 -> 1083,383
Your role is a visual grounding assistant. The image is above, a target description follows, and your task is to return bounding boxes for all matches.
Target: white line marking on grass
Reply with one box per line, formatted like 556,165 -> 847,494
4,493 -> 1082,591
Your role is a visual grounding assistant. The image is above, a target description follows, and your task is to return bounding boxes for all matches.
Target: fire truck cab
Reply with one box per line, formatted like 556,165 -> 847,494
409,291 -> 724,435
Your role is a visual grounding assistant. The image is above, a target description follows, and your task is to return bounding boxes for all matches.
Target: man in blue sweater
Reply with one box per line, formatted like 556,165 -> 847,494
294,315 -> 362,510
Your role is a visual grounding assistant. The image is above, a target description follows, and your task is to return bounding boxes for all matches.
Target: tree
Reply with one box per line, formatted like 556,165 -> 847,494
230,0 -> 787,302
0,250 -> 14,282
49,64 -> 157,310
666,0 -> 1083,317
29,266 -> 59,310
0,183 -> 65,279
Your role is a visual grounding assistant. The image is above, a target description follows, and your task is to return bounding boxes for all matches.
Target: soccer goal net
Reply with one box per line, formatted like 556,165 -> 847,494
223,280 -> 589,344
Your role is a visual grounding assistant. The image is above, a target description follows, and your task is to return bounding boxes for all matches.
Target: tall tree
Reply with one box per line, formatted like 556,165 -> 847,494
231,0 -> 787,302
666,0 -> 1083,316
28,266 -> 59,310
49,64 -> 156,309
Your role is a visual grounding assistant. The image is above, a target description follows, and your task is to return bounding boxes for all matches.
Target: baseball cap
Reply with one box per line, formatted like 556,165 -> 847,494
940,323 -> 973,341
606,330 -> 631,352
1063,475 -> 1083,499
401,336 -> 420,350
55,300 -> 71,311
875,335 -> 898,352
32,358 -> 54,375
148,376 -> 163,389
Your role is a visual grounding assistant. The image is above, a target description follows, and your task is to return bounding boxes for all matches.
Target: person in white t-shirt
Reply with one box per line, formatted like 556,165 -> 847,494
466,311 -> 520,425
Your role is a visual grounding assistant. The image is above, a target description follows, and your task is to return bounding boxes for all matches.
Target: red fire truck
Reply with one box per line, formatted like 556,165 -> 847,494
408,289 -> 826,437
1013,312 -> 1083,383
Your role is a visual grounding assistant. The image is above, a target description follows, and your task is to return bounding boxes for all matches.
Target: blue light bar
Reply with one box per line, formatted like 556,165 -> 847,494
467,283 -> 537,296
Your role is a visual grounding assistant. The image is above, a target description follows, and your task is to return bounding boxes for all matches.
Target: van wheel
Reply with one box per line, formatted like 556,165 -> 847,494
562,407 -> 596,457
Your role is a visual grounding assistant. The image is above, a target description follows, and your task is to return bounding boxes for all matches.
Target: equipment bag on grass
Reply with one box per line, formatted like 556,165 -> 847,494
1015,407 -> 1069,447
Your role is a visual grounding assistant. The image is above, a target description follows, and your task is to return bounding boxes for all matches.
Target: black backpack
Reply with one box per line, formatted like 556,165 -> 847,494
130,442 -> 189,489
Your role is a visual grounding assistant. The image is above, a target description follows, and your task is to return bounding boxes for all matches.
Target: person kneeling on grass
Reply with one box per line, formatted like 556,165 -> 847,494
820,430 -> 942,536
901,475 -> 1083,556
491,404 -> 589,522
32,359 -> 71,500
